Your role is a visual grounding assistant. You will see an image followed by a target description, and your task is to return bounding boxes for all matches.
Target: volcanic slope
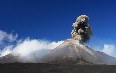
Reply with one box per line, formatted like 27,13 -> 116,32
42,39 -> 116,65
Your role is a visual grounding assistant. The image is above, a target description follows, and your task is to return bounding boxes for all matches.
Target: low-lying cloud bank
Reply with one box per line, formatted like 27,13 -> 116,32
0,38 -> 63,62
0,30 -> 116,61
0,38 -> 63,56
101,44 -> 116,58
0,30 -> 64,62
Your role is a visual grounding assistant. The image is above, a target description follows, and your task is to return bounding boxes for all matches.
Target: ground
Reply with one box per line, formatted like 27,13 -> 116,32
0,63 -> 116,73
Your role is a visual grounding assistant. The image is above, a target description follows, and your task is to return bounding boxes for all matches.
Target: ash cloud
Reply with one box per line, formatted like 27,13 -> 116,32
71,15 -> 92,43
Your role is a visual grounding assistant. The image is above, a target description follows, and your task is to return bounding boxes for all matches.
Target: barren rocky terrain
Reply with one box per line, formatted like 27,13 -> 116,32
0,63 -> 116,73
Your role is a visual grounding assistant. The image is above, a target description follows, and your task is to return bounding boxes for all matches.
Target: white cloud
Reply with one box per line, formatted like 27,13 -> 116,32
0,45 -> 13,57
12,39 -> 63,57
0,30 -> 18,44
101,44 -> 116,58
0,38 -> 64,58
0,30 -> 64,62
0,30 -> 18,57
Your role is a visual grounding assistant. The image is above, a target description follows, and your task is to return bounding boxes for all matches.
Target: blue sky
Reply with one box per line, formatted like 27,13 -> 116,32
0,0 -> 116,57
0,0 -> 115,41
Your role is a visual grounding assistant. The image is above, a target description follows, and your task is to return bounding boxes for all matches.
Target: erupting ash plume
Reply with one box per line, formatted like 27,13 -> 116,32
71,15 -> 92,43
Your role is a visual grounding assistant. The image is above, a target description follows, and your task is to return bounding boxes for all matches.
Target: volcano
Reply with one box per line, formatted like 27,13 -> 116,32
41,39 -> 116,65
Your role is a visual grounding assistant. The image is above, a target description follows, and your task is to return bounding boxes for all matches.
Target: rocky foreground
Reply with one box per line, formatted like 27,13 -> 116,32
0,63 -> 116,73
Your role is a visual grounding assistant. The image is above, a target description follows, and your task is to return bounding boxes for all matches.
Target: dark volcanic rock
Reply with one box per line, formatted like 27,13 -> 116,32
0,53 -> 21,63
0,63 -> 116,73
